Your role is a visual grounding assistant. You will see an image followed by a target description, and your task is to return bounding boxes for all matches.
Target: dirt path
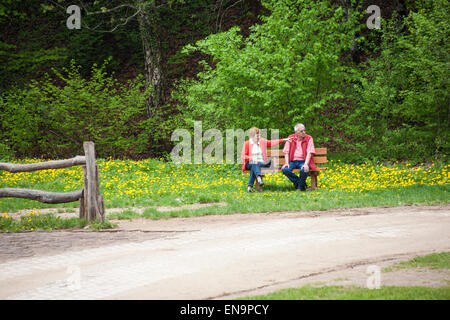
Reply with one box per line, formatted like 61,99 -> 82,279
0,204 -> 449,299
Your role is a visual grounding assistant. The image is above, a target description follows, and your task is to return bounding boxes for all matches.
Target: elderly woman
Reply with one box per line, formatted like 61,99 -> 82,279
241,127 -> 289,192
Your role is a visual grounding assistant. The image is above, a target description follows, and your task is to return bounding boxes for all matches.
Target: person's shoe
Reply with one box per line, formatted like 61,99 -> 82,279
298,182 -> 307,191
257,175 -> 264,186
247,187 -> 254,193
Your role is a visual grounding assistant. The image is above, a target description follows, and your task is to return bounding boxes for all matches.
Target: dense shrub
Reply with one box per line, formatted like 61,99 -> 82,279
173,0 -> 360,137
0,0 -> 448,163
0,59 -> 160,159
173,0 -> 449,163
346,0 -> 449,162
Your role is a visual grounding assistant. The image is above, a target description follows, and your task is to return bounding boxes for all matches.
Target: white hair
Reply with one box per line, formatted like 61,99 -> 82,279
294,123 -> 305,132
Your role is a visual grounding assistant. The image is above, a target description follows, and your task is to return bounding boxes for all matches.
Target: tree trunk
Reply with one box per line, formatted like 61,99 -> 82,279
137,0 -> 164,116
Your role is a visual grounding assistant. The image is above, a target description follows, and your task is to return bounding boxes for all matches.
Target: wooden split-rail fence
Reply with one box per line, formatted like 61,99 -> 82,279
0,141 -> 104,222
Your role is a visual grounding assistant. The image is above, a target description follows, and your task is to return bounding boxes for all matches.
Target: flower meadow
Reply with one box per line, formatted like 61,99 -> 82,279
0,158 -> 449,216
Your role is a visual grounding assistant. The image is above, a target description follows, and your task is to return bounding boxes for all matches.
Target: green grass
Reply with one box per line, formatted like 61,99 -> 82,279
383,252 -> 450,272
242,252 -> 450,300
240,285 -> 450,300
108,209 -> 142,220
0,212 -> 117,232
92,184 -> 450,220
142,208 -> 174,219
0,159 -> 449,221
107,208 -> 175,220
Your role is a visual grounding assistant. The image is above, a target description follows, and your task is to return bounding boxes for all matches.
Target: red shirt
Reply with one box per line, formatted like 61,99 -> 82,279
284,134 -> 317,171
283,136 -> 315,160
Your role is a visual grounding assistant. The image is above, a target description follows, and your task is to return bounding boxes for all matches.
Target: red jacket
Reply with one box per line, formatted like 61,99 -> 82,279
241,138 -> 284,172
287,134 -> 317,171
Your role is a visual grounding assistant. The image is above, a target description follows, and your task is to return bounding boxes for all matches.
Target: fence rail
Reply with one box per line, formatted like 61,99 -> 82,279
0,188 -> 83,204
0,156 -> 87,173
0,141 -> 104,222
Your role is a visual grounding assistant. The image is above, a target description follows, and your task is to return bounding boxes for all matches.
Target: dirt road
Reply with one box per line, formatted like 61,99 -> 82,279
0,204 -> 449,299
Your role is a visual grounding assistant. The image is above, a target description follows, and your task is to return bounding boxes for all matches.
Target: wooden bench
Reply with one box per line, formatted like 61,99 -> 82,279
244,148 -> 328,191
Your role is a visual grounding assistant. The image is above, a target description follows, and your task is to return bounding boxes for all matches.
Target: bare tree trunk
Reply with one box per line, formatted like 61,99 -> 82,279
137,0 -> 164,116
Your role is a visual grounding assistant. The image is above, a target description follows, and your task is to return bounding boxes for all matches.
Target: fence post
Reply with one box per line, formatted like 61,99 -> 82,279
81,141 -> 104,222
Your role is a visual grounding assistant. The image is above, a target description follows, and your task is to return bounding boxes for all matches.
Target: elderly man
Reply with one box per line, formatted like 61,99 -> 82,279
281,123 -> 317,191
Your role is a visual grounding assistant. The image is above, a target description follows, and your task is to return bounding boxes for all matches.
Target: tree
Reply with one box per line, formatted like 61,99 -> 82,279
46,0 -> 246,116
44,0 -> 167,116
174,0 -> 360,136
351,0 -> 449,161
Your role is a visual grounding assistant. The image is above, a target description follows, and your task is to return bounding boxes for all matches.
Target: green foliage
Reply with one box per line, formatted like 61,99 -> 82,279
0,0 -> 27,22
0,41 -> 68,91
0,44 -> 67,73
0,0 -> 448,163
0,0 -> 69,90
0,142 -> 13,161
173,0 -> 449,163
0,59 -> 155,159
346,0 -> 449,162
174,0 -> 361,137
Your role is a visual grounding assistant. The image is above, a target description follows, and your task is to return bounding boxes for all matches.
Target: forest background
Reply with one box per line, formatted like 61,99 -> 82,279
0,0 -> 448,164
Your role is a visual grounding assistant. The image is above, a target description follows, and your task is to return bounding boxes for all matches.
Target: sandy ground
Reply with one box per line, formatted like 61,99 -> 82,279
0,204 -> 449,299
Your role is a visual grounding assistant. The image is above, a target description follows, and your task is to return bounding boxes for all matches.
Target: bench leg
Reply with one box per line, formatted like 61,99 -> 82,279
310,172 -> 318,190
254,180 -> 262,192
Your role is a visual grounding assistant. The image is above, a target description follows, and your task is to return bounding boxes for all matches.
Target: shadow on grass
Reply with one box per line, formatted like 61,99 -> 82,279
256,184 -> 304,192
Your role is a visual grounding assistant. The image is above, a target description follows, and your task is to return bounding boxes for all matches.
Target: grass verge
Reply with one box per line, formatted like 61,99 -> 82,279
243,252 -> 450,300
240,285 -> 450,300
0,212 -> 117,232
383,252 -> 450,272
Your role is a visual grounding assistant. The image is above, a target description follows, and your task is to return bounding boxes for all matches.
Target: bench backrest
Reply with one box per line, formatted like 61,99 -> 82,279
267,148 -> 327,171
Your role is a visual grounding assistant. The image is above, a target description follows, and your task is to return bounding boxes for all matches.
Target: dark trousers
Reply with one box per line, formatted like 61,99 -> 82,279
282,160 -> 309,190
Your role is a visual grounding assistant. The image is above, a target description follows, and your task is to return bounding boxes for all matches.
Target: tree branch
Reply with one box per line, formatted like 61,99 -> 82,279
217,0 -> 244,31
51,0 -> 167,33
81,8 -> 142,33
84,4 -> 138,15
